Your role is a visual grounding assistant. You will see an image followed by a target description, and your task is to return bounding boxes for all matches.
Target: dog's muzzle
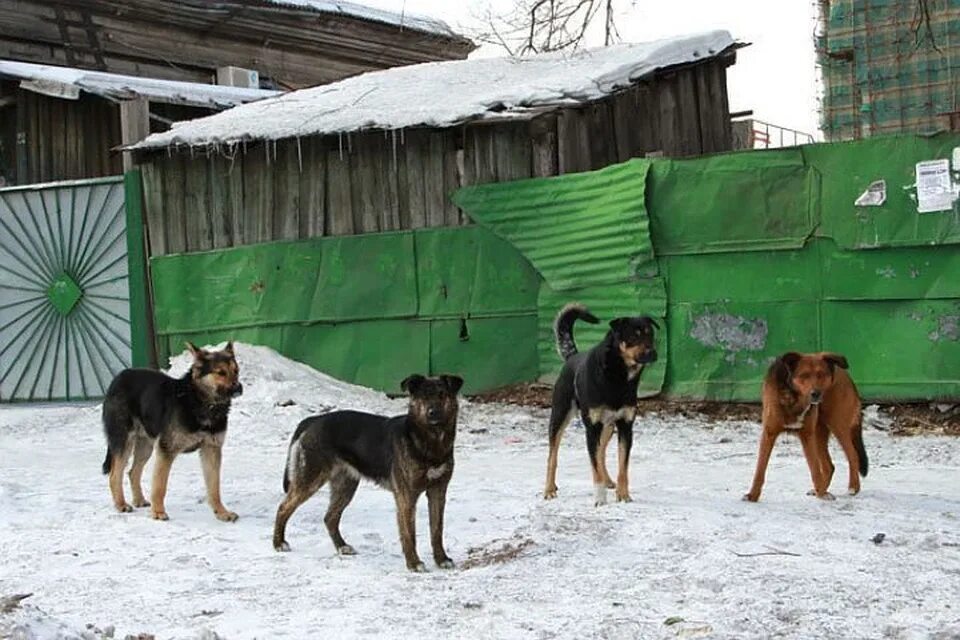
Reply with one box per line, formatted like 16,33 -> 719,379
426,407 -> 444,424
640,349 -> 658,364
810,389 -> 822,405
230,382 -> 244,397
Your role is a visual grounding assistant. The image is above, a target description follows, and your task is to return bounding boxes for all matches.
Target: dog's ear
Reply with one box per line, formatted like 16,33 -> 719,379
608,317 -> 630,334
400,374 -> 426,395
643,316 -> 661,331
774,352 -> 802,387
440,375 -> 464,395
223,341 -> 235,356
821,352 -> 849,371
186,342 -> 206,359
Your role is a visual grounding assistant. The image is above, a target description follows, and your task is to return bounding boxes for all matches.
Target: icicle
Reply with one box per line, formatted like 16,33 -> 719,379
391,129 -> 398,171
266,140 -> 271,165
400,127 -> 405,146
347,132 -> 352,154
338,132 -> 344,161
296,137 -> 303,173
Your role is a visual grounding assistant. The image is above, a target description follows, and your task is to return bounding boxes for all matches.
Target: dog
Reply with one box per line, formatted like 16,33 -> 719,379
543,303 -> 658,506
272,373 -> 464,572
743,351 -> 867,502
101,341 -> 243,521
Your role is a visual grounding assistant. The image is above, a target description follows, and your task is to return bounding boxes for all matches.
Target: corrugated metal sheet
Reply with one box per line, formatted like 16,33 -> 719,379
454,160 -> 656,289
454,159 -> 667,393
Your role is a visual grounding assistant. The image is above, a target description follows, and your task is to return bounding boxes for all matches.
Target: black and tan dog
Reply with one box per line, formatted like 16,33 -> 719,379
544,303 -> 658,506
743,351 -> 867,502
273,373 -> 464,572
101,342 -> 243,521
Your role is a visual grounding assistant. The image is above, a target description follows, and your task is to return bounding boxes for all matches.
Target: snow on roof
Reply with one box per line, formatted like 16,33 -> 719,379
133,30 -> 736,151
0,60 -> 281,109
262,0 -> 459,38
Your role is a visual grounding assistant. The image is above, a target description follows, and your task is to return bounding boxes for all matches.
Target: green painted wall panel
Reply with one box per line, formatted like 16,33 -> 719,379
647,149 -> 815,255
821,300 -> 960,400
415,227 -> 540,318
804,136 -> 960,249
151,233 -> 418,333
280,320 -> 430,394
661,247 -> 820,304
665,301 -> 820,401
150,227 -> 539,394
821,241 -> 960,300
429,316 -> 539,394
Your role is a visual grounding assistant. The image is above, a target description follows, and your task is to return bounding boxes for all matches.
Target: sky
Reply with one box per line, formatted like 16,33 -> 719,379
358,0 -> 823,140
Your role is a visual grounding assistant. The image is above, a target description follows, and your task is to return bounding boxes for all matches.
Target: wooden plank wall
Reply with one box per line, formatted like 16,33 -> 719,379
13,90 -> 122,184
141,58 -> 734,257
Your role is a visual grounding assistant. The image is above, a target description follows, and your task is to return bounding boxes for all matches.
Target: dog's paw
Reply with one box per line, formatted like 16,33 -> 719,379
151,510 -> 169,521
115,503 -> 134,513
817,492 -> 836,501
337,545 -> 356,556
543,486 -> 558,500
593,486 -> 608,507
605,479 -> 617,489
215,510 -> 239,522
616,492 -> 633,503
408,562 -> 428,573
848,487 -> 860,496
132,499 -> 151,508
436,558 -> 455,570
806,489 -> 816,496
275,541 -> 291,552
742,493 -> 759,503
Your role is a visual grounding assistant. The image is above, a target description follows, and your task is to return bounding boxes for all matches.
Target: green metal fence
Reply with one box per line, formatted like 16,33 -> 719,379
148,134 -> 960,401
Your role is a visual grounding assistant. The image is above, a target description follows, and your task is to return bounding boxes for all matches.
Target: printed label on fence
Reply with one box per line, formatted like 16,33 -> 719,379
915,159 -> 955,213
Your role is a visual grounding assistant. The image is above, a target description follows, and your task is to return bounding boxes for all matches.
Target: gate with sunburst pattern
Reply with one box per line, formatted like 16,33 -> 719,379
0,176 -> 131,401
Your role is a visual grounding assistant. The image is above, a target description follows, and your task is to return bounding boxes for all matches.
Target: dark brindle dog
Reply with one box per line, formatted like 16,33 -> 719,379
101,342 -> 243,521
544,303 -> 658,506
273,373 -> 464,572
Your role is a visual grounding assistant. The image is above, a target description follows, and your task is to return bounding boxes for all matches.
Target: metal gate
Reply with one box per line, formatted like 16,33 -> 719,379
0,176 -> 131,401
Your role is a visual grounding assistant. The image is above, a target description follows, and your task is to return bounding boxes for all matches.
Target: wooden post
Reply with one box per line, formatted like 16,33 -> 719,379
120,98 -> 150,172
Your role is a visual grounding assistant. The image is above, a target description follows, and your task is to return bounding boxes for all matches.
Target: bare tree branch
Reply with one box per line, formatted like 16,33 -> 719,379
468,0 -> 624,58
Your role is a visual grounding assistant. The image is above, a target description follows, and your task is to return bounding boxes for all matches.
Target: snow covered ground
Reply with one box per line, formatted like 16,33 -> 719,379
1,344 -> 959,639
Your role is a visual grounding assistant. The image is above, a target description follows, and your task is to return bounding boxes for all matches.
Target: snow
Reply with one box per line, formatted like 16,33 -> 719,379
0,60 -> 280,109
2,343 -> 959,639
132,30 -> 736,150
263,0 -> 458,38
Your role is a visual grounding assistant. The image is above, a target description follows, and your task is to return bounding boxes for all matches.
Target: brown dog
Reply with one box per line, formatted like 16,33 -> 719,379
743,351 -> 867,502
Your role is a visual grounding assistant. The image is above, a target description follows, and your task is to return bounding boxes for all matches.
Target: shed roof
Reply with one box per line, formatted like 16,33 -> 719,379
133,30 -> 737,150
0,60 -> 281,109
261,0 -> 459,38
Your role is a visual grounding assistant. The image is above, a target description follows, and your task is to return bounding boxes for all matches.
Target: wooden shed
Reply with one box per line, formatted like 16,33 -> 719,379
130,31 -> 741,257
0,0 -> 475,89
0,60 -> 279,186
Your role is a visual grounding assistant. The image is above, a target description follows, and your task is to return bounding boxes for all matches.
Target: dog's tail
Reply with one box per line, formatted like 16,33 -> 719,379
854,421 -> 869,477
554,303 -> 600,360
101,449 -> 112,475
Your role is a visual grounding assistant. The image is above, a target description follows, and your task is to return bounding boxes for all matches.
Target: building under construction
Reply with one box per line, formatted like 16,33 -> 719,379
818,0 -> 960,140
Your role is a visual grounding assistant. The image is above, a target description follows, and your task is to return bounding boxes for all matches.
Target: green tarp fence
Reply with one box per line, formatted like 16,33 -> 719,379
150,227 -> 540,394
456,134 -> 960,401
149,134 -> 960,400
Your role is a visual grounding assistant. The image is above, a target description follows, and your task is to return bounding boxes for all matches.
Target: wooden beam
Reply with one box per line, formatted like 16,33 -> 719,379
119,98 -> 150,171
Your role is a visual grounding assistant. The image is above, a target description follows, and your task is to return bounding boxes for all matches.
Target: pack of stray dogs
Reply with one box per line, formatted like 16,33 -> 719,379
100,302 -> 868,572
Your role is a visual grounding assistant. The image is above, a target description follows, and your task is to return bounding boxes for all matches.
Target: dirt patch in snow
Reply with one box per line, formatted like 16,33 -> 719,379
460,536 -> 536,570
469,384 -> 960,435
